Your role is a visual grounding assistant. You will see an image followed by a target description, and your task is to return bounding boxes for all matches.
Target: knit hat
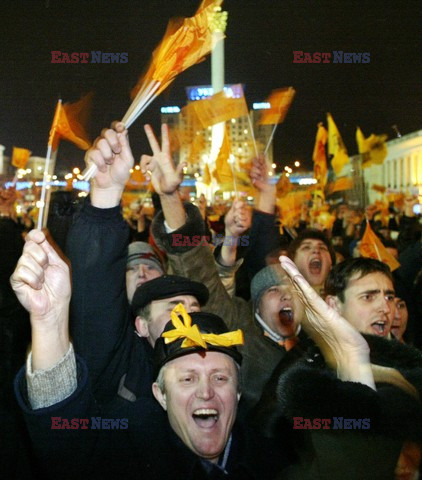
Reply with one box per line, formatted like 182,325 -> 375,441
250,264 -> 287,306
131,275 -> 209,315
127,241 -> 164,273
154,306 -> 243,375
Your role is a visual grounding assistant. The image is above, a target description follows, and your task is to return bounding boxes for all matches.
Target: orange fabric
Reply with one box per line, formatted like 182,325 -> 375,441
48,94 -> 92,151
263,331 -> 298,351
11,147 -> 31,169
192,86 -> 249,128
259,87 -> 296,125
359,221 -> 400,271
130,1 -> 222,100
213,127 -> 233,185
312,123 -> 328,186
327,177 -> 354,194
327,113 -> 349,176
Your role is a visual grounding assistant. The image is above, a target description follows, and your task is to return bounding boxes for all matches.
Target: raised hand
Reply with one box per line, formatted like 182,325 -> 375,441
140,124 -> 186,196
224,200 -> 251,238
250,155 -> 276,214
86,122 -> 134,205
249,154 -> 274,194
10,230 -> 71,369
11,230 -> 71,320
279,255 -> 375,388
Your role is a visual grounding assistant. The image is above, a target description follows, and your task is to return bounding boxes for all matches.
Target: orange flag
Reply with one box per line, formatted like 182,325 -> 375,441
312,123 -> 328,186
188,132 -> 206,164
327,176 -> 354,194
48,93 -> 92,151
327,113 -> 349,176
359,221 -> 400,271
276,173 -> 293,198
190,85 -> 249,129
11,147 -> 31,169
259,87 -> 296,125
130,0 -> 223,100
277,191 -> 311,228
213,127 -> 233,186
202,163 -> 212,185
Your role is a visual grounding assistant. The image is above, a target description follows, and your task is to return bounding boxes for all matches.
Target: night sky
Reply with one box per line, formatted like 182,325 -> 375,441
2,0 -> 421,173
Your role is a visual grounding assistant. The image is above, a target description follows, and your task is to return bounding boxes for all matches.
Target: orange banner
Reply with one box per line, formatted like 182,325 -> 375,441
11,147 -> 31,169
359,221 -> 400,271
48,93 -> 92,151
190,85 -> 249,129
259,87 -> 296,125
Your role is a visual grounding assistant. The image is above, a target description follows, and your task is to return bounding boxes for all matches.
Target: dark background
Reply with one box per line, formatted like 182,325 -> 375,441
1,0 -> 421,171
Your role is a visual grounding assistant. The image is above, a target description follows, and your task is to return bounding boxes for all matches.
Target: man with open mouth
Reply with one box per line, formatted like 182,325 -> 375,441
325,257 -> 395,338
288,229 -> 336,297
11,237 -> 285,478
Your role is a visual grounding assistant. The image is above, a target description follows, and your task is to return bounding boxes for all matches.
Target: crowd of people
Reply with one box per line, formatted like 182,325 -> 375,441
1,121 -> 421,479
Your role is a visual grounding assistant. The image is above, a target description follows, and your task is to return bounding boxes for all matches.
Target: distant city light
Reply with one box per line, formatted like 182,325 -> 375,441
73,167 -> 80,174
294,161 -> 300,167
252,102 -> 271,110
271,163 -> 276,169
161,106 -> 180,114
185,84 -> 244,101
299,178 -> 318,185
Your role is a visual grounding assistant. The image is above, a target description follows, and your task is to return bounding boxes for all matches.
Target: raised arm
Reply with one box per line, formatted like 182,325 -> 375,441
279,255 -> 375,389
88,121 -> 134,208
10,229 -> 71,370
141,123 -> 186,229
66,123 -> 133,403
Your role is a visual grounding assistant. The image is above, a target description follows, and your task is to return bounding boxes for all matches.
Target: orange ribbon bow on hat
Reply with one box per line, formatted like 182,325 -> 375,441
162,304 -> 244,349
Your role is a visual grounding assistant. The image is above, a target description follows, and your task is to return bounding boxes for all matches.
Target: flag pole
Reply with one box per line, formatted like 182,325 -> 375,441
37,100 -> 62,229
228,155 -> 238,199
247,113 -> 258,158
36,144 -> 53,229
264,123 -> 279,155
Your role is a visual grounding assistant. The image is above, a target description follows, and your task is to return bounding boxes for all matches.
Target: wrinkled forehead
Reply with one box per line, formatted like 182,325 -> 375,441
164,351 -> 238,376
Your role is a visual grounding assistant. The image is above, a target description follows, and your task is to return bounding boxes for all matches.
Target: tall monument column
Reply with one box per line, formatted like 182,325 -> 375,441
209,7 -> 228,166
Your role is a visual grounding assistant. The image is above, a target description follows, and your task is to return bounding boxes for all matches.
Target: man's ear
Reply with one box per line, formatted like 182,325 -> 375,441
135,316 -> 149,338
152,383 -> 167,411
326,295 -> 342,313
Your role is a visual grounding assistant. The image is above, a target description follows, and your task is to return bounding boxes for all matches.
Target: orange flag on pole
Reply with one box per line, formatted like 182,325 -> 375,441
48,93 -> 92,151
213,127 -> 233,186
359,221 -> 400,271
327,176 -> 354,194
356,126 -> 388,169
188,85 -> 249,129
11,147 -> 31,169
312,123 -> 328,186
258,87 -> 296,125
327,113 -> 349,176
129,0 -> 223,101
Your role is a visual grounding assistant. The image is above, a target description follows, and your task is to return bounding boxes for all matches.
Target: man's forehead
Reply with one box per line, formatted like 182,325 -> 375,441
346,271 -> 394,292
166,351 -> 236,371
